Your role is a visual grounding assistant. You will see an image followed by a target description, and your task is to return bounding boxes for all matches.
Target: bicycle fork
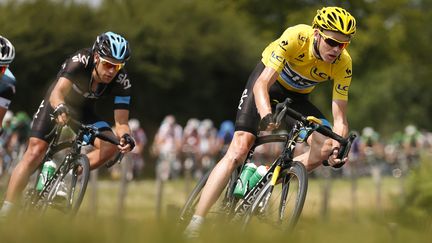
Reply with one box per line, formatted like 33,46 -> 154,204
257,165 -> 281,214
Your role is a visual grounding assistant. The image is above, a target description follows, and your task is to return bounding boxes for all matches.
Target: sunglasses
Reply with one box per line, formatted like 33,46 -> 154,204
99,57 -> 125,72
319,30 -> 350,49
0,65 -> 8,75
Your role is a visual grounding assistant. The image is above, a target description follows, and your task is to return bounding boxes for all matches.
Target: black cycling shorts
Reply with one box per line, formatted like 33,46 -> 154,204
235,61 -> 327,136
30,99 -> 112,142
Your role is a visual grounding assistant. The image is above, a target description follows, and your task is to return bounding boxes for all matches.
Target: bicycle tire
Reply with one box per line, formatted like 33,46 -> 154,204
40,154 -> 90,215
178,167 -> 240,228
242,161 -> 308,231
68,154 -> 90,214
178,169 -> 210,226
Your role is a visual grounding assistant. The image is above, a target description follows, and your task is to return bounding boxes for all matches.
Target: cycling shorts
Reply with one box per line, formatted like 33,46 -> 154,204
30,99 -> 112,143
235,61 -> 328,136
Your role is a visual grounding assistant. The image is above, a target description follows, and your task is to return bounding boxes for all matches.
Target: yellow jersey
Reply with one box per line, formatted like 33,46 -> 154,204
261,24 -> 352,101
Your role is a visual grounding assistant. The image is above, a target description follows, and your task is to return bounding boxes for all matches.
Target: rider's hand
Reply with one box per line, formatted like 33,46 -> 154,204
327,147 -> 348,167
52,103 -> 70,126
118,133 -> 136,153
259,113 -> 278,131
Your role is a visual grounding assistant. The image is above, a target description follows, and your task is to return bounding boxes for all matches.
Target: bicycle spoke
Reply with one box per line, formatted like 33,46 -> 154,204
243,162 -> 307,231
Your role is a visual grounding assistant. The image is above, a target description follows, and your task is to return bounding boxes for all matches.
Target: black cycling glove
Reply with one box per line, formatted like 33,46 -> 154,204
259,113 -> 274,131
51,103 -> 70,121
121,133 -> 136,150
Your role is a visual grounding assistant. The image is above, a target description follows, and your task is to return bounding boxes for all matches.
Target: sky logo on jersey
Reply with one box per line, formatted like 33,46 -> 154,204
281,65 -> 318,89
238,89 -> 248,110
335,84 -> 349,96
72,53 -> 90,66
116,73 -> 131,89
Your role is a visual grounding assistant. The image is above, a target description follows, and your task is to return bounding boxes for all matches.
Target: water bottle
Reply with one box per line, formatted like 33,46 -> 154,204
248,165 -> 268,190
233,163 -> 257,198
36,160 -> 57,191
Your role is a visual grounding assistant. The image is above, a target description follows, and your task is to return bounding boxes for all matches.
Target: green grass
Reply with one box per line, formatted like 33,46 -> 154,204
1,176 -> 432,243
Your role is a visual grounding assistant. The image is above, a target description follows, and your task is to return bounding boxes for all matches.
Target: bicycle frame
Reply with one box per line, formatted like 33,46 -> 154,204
26,121 -> 121,210
233,122 -> 304,217
179,98 -> 356,229
27,125 -> 90,206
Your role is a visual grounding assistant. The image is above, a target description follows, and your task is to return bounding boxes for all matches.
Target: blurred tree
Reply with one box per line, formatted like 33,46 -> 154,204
1,0 -> 432,139
95,0 -> 265,127
1,0 -> 100,113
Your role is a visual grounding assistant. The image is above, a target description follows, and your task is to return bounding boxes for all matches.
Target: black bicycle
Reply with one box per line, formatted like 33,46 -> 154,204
22,119 -> 122,216
179,98 -> 356,230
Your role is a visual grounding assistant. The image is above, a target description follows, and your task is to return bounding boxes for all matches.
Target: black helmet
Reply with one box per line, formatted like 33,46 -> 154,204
92,31 -> 130,62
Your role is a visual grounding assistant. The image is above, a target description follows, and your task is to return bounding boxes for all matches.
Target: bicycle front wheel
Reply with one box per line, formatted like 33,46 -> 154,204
243,161 -> 308,231
42,154 -> 90,215
68,154 -> 90,214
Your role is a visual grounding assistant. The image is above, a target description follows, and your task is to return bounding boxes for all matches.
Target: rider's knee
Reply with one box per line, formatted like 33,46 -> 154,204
225,150 -> 248,167
225,132 -> 254,167
20,139 -> 47,169
25,140 -> 47,160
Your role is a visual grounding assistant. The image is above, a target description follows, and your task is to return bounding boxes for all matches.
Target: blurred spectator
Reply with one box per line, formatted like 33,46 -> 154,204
181,118 -> 200,178
216,120 -> 235,157
197,119 -> 218,178
152,115 -> 183,180
125,118 -> 147,180
402,124 -> 422,168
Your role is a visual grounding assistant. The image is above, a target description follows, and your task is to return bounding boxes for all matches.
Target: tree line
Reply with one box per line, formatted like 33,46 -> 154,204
1,0 -> 431,138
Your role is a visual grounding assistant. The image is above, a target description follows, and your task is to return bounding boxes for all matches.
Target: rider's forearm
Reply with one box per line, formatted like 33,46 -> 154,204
253,81 -> 272,118
49,78 -> 72,108
332,120 -> 348,138
331,99 -> 349,145
253,67 -> 278,118
114,124 -> 131,138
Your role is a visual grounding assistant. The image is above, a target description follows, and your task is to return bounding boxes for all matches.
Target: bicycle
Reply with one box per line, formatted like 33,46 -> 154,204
22,119 -> 123,216
179,98 -> 356,231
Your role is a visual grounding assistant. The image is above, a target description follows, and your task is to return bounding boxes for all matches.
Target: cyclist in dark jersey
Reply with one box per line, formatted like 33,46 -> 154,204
0,32 -> 136,217
0,36 -> 16,134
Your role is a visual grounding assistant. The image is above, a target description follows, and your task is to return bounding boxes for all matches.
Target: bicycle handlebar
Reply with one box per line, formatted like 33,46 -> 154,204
67,119 -> 125,168
46,119 -> 125,168
273,98 -> 357,167
66,119 -> 120,145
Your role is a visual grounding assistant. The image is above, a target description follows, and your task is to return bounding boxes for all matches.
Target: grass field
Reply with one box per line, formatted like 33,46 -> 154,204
1,174 -> 431,243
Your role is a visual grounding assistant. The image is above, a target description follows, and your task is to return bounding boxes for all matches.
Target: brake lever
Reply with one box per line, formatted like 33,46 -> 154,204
323,133 -> 357,168
273,98 -> 292,126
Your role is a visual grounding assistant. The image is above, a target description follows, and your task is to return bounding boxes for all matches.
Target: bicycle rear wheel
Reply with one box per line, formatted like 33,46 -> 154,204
178,169 -> 210,227
178,167 -> 239,229
242,161 -> 308,231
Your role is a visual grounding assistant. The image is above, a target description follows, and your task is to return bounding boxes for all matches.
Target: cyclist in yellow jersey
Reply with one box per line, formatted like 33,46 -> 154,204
185,6 -> 356,237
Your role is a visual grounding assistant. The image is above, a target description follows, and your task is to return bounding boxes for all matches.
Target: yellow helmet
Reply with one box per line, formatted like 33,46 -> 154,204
313,7 -> 356,36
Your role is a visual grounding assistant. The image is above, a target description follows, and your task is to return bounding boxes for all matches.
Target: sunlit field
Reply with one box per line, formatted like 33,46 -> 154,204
1,174 -> 431,243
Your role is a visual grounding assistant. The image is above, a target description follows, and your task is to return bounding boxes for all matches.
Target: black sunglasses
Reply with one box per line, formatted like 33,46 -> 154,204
319,30 -> 349,49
